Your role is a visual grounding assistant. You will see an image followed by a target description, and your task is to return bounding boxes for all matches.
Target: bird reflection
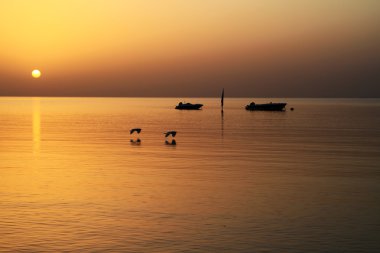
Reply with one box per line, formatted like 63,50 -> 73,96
130,138 -> 141,145
165,139 -> 177,145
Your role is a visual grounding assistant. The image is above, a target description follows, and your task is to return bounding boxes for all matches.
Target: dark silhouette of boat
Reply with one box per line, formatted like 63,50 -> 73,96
245,102 -> 287,111
175,102 -> 203,110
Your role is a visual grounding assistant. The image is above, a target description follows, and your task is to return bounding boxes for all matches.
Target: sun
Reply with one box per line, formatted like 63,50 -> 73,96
32,69 -> 41,78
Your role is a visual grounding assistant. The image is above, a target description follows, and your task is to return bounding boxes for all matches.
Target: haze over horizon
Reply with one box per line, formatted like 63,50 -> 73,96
1,0 -> 379,98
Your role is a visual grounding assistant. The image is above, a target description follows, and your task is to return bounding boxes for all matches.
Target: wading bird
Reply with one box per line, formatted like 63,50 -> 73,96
130,128 -> 142,134
164,131 -> 177,138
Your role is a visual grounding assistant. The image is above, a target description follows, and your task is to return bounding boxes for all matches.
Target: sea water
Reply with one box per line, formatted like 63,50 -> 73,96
0,97 -> 379,252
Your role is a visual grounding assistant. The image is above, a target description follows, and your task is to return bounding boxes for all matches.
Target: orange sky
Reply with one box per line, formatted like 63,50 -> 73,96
0,0 -> 379,97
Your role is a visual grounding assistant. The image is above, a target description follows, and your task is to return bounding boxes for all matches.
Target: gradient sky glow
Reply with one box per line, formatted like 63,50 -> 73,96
1,0 -> 379,97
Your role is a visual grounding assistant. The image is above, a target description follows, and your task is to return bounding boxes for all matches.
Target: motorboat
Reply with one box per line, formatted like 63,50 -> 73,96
175,102 -> 203,110
245,102 -> 286,111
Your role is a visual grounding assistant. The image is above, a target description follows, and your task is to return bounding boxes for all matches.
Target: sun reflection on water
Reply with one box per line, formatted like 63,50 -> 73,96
33,98 -> 41,155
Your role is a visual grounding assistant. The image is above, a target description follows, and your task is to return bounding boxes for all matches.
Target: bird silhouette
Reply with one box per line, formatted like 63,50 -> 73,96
164,131 -> 177,138
130,128 -> 142,134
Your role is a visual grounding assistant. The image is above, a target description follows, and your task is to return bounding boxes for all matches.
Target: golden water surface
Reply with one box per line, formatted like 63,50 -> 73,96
0,97 -> 379,252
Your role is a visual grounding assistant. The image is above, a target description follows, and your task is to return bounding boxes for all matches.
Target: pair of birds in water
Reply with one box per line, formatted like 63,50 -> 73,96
130,128 -> 177,137
130,128 -> 177,145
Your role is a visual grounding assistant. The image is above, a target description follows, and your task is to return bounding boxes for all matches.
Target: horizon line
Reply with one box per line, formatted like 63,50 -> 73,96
1,95 -> 380,99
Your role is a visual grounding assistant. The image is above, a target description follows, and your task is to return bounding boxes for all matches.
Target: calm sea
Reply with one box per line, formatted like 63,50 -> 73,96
0,97 -> 379,252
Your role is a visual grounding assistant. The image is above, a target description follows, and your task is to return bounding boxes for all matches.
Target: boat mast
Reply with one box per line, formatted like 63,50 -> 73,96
221,88 -> 224,112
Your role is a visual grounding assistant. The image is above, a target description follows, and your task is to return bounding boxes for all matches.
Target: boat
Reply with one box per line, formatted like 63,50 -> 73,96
245,102 -> 287,111
175,102 -> 203,110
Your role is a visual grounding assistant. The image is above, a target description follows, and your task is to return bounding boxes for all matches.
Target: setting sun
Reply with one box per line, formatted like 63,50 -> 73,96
32,69 -> 41,78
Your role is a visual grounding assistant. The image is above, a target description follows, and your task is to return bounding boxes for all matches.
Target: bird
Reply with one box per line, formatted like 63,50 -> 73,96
164,131 -> 177,138
130,128 -> 142,134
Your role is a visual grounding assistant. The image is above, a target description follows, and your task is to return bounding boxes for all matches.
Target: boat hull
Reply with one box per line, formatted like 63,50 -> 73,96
245,103 -> 287,111
175,103 -> 203,110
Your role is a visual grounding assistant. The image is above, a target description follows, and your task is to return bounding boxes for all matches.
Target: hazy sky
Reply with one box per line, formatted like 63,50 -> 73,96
0,0 -> 379,97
